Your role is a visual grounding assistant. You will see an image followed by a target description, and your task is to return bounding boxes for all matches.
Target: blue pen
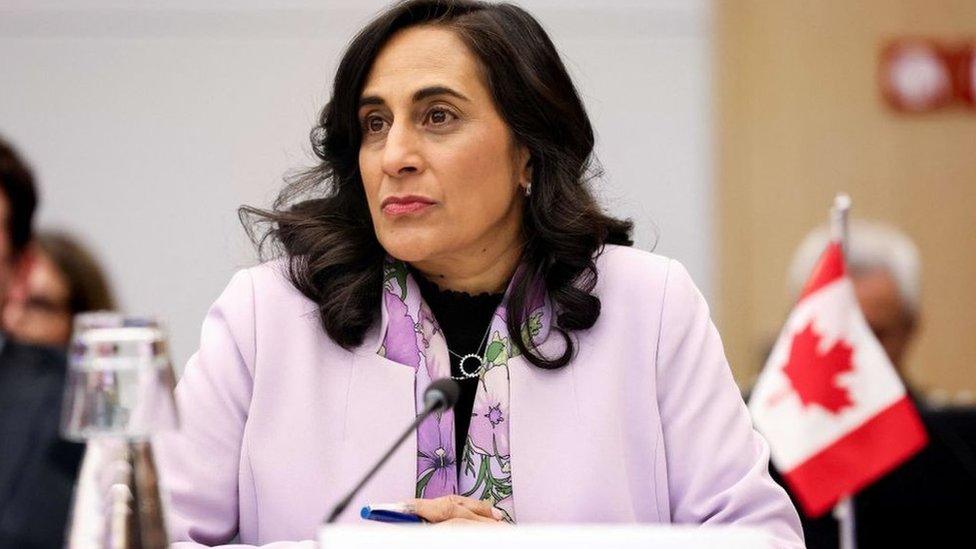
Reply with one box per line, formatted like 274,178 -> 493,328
360,503 -> 426,524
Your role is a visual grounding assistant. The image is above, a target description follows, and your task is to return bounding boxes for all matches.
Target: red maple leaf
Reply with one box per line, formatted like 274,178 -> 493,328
782,322 -> 855,414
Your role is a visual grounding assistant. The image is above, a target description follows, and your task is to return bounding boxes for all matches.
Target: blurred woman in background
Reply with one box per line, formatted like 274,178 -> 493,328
2,230 -> 115,347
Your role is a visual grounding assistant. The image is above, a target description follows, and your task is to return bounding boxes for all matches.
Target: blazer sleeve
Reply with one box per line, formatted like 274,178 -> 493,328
655,260 -> 805,548
157,270 -> 314,548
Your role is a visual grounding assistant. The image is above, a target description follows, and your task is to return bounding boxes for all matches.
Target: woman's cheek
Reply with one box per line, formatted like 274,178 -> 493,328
358,161 -> 383,211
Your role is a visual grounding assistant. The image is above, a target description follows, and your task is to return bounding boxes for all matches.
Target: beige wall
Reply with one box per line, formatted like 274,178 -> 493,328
715,1 -> 976,398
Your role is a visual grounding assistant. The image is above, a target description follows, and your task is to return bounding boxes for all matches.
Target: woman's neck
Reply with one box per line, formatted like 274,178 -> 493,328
410,233 -> 524,296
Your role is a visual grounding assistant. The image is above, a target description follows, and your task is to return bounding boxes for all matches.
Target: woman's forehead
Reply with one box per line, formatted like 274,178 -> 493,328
360,26 -> 485,104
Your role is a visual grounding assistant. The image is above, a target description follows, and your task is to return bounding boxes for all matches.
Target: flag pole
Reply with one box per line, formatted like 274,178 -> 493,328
832,496 -> 857,549
831,193 -> 852,253
829,192 -> 857,549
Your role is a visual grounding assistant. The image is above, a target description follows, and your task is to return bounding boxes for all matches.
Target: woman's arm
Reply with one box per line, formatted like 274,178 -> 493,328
156,270 -> 315,548
655,260 -> 805,548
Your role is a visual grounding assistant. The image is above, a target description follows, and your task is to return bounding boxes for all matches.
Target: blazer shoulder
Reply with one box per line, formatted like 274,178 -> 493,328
229,258 -> 317,313
594,245 -> 709,319
594,244 -> 672,294
226,258 -> 322,338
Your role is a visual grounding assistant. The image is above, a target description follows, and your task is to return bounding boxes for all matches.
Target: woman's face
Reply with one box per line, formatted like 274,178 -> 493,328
358,26 -> 530,267
2,249 -> 73,347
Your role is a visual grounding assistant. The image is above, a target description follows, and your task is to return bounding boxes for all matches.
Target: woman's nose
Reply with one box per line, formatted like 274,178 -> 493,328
381,121 -> 424,178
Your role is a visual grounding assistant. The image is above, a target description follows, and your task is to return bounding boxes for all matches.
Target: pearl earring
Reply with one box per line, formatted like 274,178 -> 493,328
523,182 -> 532,197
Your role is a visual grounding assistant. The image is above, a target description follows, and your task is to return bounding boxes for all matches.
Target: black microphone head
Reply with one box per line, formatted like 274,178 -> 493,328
424,378 -> 460,411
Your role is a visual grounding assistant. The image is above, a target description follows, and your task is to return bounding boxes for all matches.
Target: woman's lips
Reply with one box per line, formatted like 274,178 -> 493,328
383,201 -> 431,215
381,196 -> 436,216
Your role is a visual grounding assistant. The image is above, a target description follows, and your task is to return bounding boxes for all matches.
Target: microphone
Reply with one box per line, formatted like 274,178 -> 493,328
323,378 -> 460,524
422,377 -> 461,413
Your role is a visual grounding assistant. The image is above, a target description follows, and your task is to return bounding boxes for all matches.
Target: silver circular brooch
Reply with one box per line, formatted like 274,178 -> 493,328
455,353 -> 484,379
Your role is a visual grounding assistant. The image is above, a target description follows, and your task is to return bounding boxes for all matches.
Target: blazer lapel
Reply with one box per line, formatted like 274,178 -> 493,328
507,335 -> 589,522
330,346 -> 419,520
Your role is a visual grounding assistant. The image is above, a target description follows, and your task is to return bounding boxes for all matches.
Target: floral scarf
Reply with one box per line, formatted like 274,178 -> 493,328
377,259 -> 550,522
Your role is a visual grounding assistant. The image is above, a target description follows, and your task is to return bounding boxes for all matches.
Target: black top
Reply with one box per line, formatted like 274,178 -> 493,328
413,272 -> 504,475
0,339 -> 84,548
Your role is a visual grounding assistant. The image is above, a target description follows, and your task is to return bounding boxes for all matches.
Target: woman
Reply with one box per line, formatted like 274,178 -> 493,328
2,230 -> 115,347
159,1 -> 804,546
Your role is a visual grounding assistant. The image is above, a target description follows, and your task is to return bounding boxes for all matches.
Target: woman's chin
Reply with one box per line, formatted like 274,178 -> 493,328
377,233 -> 444,264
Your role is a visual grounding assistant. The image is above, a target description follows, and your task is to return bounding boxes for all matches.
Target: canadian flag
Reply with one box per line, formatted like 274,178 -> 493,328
749,240 -> 928,517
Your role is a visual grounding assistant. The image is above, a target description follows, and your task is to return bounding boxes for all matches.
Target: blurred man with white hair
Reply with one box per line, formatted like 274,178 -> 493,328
788,219 -> 921,380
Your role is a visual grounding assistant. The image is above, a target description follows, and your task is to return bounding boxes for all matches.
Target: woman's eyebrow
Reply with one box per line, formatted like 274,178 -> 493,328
412,85 -> 469,103
359,96 -> 385,108
358,85 -> 469,109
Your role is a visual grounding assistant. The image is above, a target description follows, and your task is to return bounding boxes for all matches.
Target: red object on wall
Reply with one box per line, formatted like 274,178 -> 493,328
880,39 -> 955,112
951,43 -> 976,106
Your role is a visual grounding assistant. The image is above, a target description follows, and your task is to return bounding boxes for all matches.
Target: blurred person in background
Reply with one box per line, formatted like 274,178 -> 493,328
0,137 -> 83,549
770,219 -> 976,548
2,230 -> 116,348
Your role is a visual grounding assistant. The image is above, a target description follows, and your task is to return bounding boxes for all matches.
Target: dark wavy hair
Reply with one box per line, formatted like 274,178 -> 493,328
0,136 -> 38,258
242,0 -> 633,369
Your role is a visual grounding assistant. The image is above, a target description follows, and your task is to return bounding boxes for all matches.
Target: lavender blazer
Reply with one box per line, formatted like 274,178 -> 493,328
156,245 -> 804,547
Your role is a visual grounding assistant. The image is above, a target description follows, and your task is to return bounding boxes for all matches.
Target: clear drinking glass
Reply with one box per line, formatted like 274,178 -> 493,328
61,312 -> 178,440
61,312 -> 178,549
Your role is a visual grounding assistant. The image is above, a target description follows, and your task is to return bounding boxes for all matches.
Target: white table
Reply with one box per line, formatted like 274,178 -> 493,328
319,524 -> 773,548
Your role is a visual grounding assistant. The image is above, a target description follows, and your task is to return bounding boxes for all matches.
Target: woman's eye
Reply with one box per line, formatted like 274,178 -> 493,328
363,116 -> 387,134
425,108 -> 456,126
